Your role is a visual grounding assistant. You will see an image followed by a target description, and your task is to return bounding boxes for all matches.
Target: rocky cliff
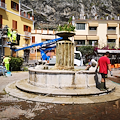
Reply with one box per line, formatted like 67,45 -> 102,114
21,0 -> 120,29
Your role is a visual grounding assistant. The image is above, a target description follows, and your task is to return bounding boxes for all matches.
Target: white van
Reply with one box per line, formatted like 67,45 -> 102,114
49,51 -> 83,66
74,51 -> 83,66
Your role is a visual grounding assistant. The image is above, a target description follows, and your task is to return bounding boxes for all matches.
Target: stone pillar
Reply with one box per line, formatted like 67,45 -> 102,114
54,32 -> 75,70
55,40 -> 74,70
55,41 -> 74,70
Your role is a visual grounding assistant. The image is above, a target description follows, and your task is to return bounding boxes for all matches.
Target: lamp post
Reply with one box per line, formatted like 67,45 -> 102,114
0,27 -> 2,65
0,25 -> 8,65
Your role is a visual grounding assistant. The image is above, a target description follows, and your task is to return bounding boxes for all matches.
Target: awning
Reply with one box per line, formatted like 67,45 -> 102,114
74,35 -> 86,40
97,49 -> 120,54
107,34 -> 117,39
87,36 -> 99,40
89,23 -> 98,27
107,23 -> 118,27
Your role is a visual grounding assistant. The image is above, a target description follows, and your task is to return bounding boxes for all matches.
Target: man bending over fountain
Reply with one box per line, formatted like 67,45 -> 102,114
85,58 -> 97,70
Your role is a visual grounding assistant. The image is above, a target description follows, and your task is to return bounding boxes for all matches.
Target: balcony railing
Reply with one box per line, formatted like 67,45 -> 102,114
23,44 -> 29,47
20,11 -> 34,20
20,3 -> 34,20
0,1 -> 7,9
24,31 -> 31,37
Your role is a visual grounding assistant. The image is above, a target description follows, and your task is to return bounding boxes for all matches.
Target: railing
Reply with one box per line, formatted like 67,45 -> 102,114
24,31 -> 31,37
0,1 -> 6,9
23,44 -> 29,47
20,11 -> 34,20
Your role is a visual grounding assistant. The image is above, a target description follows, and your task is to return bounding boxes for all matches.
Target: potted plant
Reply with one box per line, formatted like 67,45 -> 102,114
57,17 -> 75,32
56,17 -> 75,39
112,17 -> 114,20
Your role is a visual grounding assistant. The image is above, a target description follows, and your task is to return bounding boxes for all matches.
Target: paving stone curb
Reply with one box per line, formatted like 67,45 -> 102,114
5,79 -> 120,104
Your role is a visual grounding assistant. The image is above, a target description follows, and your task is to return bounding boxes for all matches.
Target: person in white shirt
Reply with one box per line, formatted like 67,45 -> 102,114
85,58 -> 97,70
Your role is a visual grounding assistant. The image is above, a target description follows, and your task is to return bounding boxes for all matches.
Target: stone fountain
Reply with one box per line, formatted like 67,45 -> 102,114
25,32 -> 114,91
5,32 -> 116,103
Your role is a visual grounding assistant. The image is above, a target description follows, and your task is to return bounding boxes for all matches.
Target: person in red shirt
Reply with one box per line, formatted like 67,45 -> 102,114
97,52 -> 112,91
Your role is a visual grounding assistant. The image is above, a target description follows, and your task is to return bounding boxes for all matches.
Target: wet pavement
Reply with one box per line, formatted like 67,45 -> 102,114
0,70 -> 120,120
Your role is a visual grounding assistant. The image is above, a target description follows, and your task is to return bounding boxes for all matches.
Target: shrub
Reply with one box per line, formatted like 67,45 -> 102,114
9,57 -> 24,71
77,46 -> 94,56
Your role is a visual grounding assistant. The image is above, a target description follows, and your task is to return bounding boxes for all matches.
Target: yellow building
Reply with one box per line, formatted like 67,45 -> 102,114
0,0 -> 34,63
74,19 -> 120,50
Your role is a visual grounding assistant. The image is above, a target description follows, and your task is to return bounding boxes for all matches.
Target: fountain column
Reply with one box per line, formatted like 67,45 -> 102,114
55,32 -> 75,70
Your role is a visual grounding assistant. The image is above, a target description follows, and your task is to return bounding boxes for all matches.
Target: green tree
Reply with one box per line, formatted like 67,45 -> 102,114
77,46 -> 94,56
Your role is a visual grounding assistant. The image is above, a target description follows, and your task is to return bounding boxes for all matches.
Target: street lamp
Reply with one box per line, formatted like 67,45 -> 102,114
0,25 -> 8,65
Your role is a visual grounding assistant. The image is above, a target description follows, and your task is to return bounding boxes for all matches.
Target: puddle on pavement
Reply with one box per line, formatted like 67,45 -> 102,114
0,93 -> 120,120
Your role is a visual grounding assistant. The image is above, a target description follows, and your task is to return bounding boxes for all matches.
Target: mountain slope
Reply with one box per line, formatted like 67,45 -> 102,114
21,0 -> 120,29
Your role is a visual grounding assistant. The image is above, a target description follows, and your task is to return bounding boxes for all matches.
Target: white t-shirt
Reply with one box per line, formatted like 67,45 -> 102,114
91,59 -> 97,65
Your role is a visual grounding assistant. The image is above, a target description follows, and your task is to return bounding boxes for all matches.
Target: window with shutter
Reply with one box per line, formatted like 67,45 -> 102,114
1,0 -> 5,2
12,20 -> 14,29
24,25 -> 26,31
1,0 -> 5,7
11,1 -> 13,8
32,36 -> 35,43
15,21 -> 17,29
0,15 -> 2,28
12,20 -> 17,29
24,25 -> 31,32
11,1 -> 19,11
28,27 -> 31,32
16,4 -> 19,11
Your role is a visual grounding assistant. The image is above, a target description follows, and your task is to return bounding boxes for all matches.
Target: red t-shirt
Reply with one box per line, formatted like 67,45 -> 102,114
98,56 -> 110,74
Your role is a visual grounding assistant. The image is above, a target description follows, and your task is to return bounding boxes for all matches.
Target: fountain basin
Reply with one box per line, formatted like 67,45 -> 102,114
29,68 -> 101,89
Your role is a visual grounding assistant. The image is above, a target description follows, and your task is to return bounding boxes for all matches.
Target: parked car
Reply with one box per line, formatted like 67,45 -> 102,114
0,65 -> 7,76
49,56 -> 56,65
74,51 -> 83,66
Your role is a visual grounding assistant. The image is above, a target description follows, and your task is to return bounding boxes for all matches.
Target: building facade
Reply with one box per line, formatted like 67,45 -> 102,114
31,29 -> 57,60
74,19 -> 120,50
0,0 -> 34,63
31,19 -> 120,60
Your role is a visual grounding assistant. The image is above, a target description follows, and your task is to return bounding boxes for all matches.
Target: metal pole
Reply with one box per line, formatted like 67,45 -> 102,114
1,37 -> 3,65
36,46 -> 37,62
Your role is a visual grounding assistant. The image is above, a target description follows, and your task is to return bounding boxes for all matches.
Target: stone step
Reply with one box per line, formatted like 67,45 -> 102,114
15,79 -> 115,96
5,80 -> 120,104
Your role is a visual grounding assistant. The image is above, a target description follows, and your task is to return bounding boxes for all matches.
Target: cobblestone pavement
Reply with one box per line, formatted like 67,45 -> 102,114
0,70 -> 120,120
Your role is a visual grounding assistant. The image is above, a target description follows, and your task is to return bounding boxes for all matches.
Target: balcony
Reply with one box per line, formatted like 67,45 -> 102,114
0,1 -> 7,10
24,31 -> 31,37
23,44 -> 29,47
20,3 -> 34,20
23,31 -> 31,40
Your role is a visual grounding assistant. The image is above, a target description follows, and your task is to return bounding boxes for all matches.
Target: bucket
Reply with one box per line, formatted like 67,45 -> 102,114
6,71 -> 12,76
